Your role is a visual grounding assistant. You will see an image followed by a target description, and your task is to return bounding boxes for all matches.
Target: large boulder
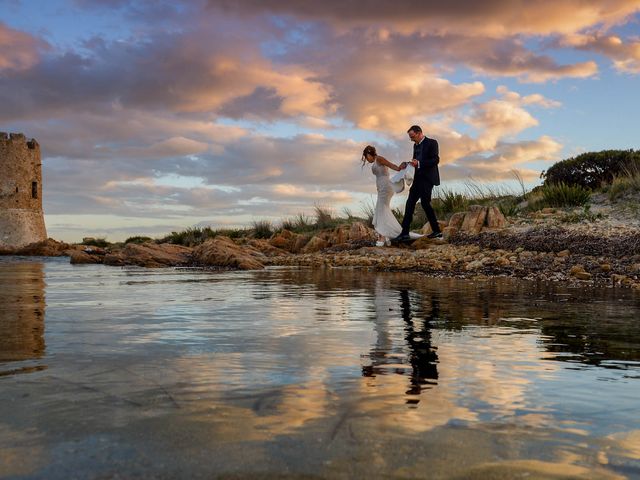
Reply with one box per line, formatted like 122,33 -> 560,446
0,238 -> 73,257
104,242 -> 193,268
269,229 -> 309,253
301,235 -> 330,253
461,205 -> 488,234
244,238 -> 289,257
348,222 -> 376,242
191,236 -> 264,270
69,250 -> 104,264
419,220 -> 448,235
486,206 -> 507,229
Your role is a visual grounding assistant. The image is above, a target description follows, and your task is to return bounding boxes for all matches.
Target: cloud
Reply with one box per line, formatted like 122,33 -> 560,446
0,20 -> 333,122
0,22 -> 48,72
209,0 -> 640,37
558,33 -> 640,73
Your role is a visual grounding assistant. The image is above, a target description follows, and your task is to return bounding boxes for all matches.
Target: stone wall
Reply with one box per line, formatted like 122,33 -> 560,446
0,132 -> 47,248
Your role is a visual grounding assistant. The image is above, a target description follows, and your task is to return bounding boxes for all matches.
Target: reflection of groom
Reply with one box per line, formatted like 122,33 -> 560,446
395,125 -> 442,241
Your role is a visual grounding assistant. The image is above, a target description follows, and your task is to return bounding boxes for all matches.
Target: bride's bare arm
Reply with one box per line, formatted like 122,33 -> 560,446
376,156 -> 402,171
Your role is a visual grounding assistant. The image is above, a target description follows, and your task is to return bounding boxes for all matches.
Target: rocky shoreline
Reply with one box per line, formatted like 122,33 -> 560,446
2,205 -> 640,291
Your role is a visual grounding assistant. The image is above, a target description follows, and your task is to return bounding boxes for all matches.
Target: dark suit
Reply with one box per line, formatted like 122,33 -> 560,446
401,136 -> 440,235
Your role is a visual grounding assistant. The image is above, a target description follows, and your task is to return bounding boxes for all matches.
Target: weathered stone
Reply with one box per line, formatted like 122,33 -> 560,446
569,265 -> 585,276
448,212 -> 466,230
600,263 -> 612,272
302,236 -> 330,253
116,242 -> 193,268
245,239 -> 288,257
420,220 -> 448,235
461,205 -> 488,234
348,222 -> 375,242
574,271 -> 592,280
485,206 -> 506,229
557,249 -> 571,257
10,238 -> 71,256
192,236 -> 264,270
69,250 -> 103,264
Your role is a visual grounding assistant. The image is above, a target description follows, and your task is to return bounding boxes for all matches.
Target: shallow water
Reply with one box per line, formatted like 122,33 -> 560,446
1,257 -> 640,479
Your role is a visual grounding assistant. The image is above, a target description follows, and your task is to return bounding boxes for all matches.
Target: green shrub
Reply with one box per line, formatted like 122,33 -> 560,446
559,205 -> 603,223
314,205 -> 339,230
124,236 -> 152,244
251,220 -> 273,239
608,165 -> 640,201
498,198 -> 520,217
81,237 -> 110,248
360,201 -> 375,227
543,150 -> 640,189
530,182 -> 591,209
438,189 -> 469,215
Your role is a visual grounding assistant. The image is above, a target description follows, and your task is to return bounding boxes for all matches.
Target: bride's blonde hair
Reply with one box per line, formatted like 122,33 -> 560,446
361,145 -> 377,167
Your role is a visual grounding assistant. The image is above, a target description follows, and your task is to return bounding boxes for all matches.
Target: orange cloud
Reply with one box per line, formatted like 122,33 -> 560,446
0,22 -> 47,71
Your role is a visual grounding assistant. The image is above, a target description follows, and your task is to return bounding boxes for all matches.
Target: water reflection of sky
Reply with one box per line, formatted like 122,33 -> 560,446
1,258 -> 639,478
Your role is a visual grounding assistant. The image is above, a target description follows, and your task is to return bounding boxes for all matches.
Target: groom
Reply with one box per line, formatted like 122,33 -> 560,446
395,125 -> 442,241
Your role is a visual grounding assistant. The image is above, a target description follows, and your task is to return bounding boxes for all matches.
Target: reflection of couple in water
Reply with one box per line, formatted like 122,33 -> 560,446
362,125 -> 442,247
363,279 -> 439,404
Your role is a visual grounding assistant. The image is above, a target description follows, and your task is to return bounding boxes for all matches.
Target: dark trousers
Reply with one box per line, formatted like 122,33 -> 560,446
401,181 -> 439,234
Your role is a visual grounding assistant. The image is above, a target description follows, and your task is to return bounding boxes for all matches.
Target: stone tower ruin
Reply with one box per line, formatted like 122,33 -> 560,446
0,132 -> 47,248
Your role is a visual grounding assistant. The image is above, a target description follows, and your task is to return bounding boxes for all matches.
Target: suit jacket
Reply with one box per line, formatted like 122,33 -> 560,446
413,137 -> 440,186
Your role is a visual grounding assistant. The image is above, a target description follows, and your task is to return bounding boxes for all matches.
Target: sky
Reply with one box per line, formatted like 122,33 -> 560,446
1,0 -> 640,242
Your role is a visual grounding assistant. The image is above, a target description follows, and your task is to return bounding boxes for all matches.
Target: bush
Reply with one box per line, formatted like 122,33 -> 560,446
124,236 -> 152,244
530,182 -> 591,209
314,205 -> 337,229
251,220 -> 273,239
81,237 -> 110,248
608,165 -> 640,201
437,189 -> 469,216
543,150 -> 640,189
498,198 -> 520,217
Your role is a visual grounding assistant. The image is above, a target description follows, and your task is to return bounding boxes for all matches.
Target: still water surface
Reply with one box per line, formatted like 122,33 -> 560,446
1,257 -> 640,479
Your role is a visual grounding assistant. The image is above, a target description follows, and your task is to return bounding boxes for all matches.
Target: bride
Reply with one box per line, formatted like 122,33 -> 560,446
362,145 -> 421,246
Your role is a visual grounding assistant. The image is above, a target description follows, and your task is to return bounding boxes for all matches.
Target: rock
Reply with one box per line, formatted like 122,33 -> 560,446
4,238 -> 72,256
117,242 -> 193,268
302,235 -> 330,253
569,265 -> 585,276
448,212 -> 466,230
574,271 -> 592,280
192,236 -> 264,270
348,222 -> 376,242
485,206 -> 506,229
103,252 -> 126,266
600,263 -> 612,272
420,220 -> 448,235
245,239 -> 288,257
412,237 -> 440,250
461,205 -> 488,234
442,226 -> 458,241
557,249 -> 571,257
466,260 -> 484,270
269,229 -> 297,250
69,250 -> 103,264
496,257 -> 511,267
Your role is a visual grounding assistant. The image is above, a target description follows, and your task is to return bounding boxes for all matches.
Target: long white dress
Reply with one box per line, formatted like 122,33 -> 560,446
372,160 -> 422,241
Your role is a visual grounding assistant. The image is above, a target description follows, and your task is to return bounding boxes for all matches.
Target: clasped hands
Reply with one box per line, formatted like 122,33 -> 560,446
400,159 -> 419,169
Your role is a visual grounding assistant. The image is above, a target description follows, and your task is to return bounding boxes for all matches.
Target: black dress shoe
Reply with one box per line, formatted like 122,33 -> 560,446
427,231 -> 443,239
393,233 -> 411,242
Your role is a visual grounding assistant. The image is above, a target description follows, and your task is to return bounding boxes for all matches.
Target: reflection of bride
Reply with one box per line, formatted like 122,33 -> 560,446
362,145 -> 422,246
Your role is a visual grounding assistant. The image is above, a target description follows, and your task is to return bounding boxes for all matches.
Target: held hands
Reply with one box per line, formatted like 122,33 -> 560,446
410,159 -> 418,167
399,161 -> 408,169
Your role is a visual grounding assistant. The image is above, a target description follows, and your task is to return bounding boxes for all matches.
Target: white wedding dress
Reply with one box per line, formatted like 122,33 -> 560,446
372,160 -> 422,243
